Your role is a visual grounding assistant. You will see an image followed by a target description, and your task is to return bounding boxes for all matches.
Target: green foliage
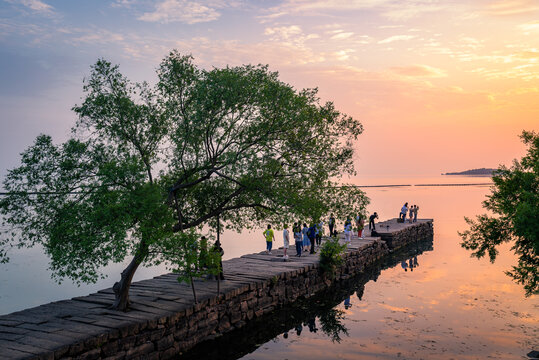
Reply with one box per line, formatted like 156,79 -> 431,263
319,237 -> 347,278
160,231 -> 221,284
459,130 -> 539,296
0,51 -> 367,306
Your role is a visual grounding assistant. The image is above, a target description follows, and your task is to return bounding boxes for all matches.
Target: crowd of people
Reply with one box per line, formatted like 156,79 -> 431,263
261,204 -> 421,258
263,212 -> 381,258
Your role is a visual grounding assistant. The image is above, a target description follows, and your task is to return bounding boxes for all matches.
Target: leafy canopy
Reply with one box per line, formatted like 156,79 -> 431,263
0,51 -> 367,285
459,130 -> 539,296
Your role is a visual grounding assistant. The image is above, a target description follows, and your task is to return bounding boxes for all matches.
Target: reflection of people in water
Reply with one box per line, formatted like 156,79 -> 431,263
401,260 -> 408,271
344,297 -> 351,309
295,324 -> 302,336
308,318 -> 318,333
356,286 -> 365,301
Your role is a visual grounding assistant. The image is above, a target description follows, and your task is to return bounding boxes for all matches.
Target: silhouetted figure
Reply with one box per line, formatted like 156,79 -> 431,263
198,236 -> 208,271
369,212 -> 378,232
328,214 -> 336,238
308,223 -> 316,254
401,260 -> 408,272
344,297 -> 351,309
295,324 -> 303,336
308,318 -> 318,333
211,242 -> 225,280
356,285 -> 365,301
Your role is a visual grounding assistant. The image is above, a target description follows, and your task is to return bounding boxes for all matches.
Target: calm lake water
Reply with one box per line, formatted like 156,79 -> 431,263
1,176 -> 537,358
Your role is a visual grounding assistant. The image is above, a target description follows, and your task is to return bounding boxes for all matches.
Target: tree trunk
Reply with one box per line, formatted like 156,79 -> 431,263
189,273 -> 198,303
111,245 -> 147,311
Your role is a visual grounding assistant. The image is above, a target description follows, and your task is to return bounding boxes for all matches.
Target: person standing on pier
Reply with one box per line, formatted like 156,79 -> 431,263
369,212 -> 378,232
409,206 -> 414,223
344,217 -> 352,246
356,214 -> 365,239
198,236 -> 209,271
263,224 -> 275,254
293,222 -> 302,257
302,223 -> 310,252
283,224 -> 290,260
308,223 -> 316,254
211,242 -> 225,280
316,220 -> 323,246
413,205 -> 419,222
328,214 -> 336,237
400,203 -> 408,222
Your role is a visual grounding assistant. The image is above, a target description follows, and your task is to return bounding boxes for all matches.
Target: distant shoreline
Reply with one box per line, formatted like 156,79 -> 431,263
353,183 -> 492,188
442,168 -> 496,176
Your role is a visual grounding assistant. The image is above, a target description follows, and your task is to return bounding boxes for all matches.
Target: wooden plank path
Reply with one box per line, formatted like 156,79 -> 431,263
0,220 -> 432,359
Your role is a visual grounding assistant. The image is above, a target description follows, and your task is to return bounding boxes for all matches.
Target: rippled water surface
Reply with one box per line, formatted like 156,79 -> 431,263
1,176 -> 537,359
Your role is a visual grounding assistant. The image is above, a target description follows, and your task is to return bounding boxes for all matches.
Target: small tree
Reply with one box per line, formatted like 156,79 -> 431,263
0,51 -> 367,311
459,131 -> 538,296
160,230 -> 220,303
319,237 -> 347,278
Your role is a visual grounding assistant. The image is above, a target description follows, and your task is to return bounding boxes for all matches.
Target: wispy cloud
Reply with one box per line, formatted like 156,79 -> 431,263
518,21 -> 539,34
111,0 -> 137,8
381,2 -> 447,21
260,0 -> 449,21
21,0 -> 53,14
6,0 -> 55,16
67,29 -> 125,46
390,65 -> 447,78
138,0 -> 221,24
264,25 -> 320,45
484,0 -> 539,16
378,35 -> 415,44
331,31 -> 354,40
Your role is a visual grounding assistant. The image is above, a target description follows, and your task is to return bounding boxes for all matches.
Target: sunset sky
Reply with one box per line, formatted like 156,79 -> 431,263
1,0 -> 538,179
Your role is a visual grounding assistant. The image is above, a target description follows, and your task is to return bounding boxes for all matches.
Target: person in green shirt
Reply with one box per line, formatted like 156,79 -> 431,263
263,224 -> 275,254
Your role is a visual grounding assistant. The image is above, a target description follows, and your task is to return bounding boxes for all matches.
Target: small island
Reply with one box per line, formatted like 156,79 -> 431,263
442,168 -> 497,176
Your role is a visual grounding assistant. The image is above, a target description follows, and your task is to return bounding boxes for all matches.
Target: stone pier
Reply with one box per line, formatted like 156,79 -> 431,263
0,219 -> 433,360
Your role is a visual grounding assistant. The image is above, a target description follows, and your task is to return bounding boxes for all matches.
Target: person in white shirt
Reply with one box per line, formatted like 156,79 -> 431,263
282,224 -> 290,260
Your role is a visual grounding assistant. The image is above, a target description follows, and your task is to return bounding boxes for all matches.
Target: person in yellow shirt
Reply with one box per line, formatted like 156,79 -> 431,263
263,224 -> 275,254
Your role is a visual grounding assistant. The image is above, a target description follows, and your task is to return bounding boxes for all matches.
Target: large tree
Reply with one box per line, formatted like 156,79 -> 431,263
0,51 -> 367,311
459,131 -> 538,296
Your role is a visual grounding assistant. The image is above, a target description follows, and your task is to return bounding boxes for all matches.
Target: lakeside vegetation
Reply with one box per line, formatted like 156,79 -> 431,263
460,131 -> 539,296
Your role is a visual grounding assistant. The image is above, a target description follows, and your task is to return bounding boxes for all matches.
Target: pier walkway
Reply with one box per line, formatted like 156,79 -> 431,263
0,219 -> 433,359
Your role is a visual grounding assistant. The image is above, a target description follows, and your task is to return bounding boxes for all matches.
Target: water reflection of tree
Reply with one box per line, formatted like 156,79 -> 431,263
181,236 -> 434,360
319,308 -> 349,343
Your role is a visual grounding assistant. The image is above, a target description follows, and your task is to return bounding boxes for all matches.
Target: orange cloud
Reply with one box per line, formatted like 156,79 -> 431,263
484,0 -> 539,16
